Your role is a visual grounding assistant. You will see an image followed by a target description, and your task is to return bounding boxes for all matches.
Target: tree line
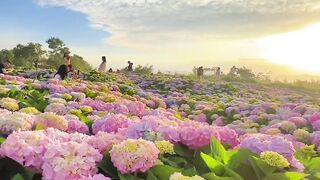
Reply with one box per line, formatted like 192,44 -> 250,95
0,37 -> 92,72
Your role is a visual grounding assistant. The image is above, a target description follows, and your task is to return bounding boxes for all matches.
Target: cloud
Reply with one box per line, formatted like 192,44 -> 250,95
35,0 -> 320,49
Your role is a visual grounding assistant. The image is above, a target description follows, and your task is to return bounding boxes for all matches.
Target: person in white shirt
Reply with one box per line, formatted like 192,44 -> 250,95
98,56 -> 107,73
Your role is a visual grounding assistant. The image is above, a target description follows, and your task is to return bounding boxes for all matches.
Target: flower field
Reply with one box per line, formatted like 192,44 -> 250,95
0,72 -> 320,180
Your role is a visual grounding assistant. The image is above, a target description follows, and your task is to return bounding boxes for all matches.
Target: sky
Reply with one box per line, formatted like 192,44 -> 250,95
1,0 -> 320,73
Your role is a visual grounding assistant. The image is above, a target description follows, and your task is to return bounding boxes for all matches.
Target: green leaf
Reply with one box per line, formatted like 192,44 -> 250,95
200,152 -> 224,175
250,156 -> 276,176
174,144 -> 194,159
98,155 -> 118,178
210,136 -> 227,163
150,165 -> 181,180
159,156 -> 179,168
227,149 -> 252,169
35,124 -> 44,131
264,172 -> 308,180
182,167 -> 198,176
10,174 -> 24,180
167,156 -> 189,167
78,114 -> 94,127
223,165 -> 244,180
306,157 -> 320,174
295,145 -> 316,165
147,171 -> 160,180
202,173 -> 234,180
0,137 -> 6,144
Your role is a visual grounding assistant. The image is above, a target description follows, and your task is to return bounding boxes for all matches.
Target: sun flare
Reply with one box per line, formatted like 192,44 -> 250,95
259,23 -> 320,73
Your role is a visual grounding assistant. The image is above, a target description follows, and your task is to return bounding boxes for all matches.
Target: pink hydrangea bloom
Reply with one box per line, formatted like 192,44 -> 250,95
110,139 -> 159,174
309,112 -> 320,124
193,113 -> 207,123
65,115 -> 89,134
113,103 -> 129,114
212,117 -> 225,126
179,122 -> 221,149
127,101 -> 145,116
42,142 -> 102,180
92,114 -> 130,134
288,117 -> 307,127
79,174 -> 111,180
88,131 -> 124,153
1,130 -> 52,170
81,99 -> 114,112
312,121 -> 320,131
310,131 -> 320,151
213,127 -> 240,148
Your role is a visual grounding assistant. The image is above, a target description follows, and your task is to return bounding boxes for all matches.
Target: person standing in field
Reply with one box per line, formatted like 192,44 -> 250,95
215,67 -> 221,79
98,56 -> 107,73
197,66 -> 204,80
127,61 -> 133,72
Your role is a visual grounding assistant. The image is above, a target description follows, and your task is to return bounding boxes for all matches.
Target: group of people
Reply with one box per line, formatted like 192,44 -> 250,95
97,56 -> 134,73
196,66 -> 221,80
53,53 -> 79,80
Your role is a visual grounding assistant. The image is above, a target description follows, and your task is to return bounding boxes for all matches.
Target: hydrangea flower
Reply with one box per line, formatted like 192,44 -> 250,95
127,101 -> 145,116
42,141 -> 103,180
44,103 -> 68,115
34,112 -> 68,131
0,97 -> 19,111
155,140 -> 175,155
288,117 -> 307,127
280,121 -> 297,134
88,131 -> 124,153
179,122 -> 221,149
79,174 -> 111,180
80,106 -> 93,113
0,87 -> 10,95
70,92 -> 86,102
309,112 -> 320,124
260,151 -> 289,168
110,139 -> 159,173
65,115 -> 89,134
19,107 -> 40,115
62,93 -> 73,101
240,134 -> 303,171
1,130 -> 51,170
193,113 -> 207,123
92,114 -> 130,134
0,112 -> 34,135
169,172 -> 204,180
48,98 -> 67,105
293,129 -> 310,143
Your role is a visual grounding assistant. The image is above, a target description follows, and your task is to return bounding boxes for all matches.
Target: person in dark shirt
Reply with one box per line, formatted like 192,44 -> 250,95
127,61 -> 133,71
54,64 -> 68,80
0,60 -> 11,74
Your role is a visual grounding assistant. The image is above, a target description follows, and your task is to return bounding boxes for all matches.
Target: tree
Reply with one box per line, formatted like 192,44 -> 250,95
12,43 -> 45,67
46,37 -> 70,68
46,37 -> 69,55
71,54 -> 92,72
0,49 -> 14,62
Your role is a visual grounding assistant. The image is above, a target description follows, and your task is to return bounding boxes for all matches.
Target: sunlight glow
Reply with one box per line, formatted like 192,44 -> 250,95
258,23 -> 320,73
